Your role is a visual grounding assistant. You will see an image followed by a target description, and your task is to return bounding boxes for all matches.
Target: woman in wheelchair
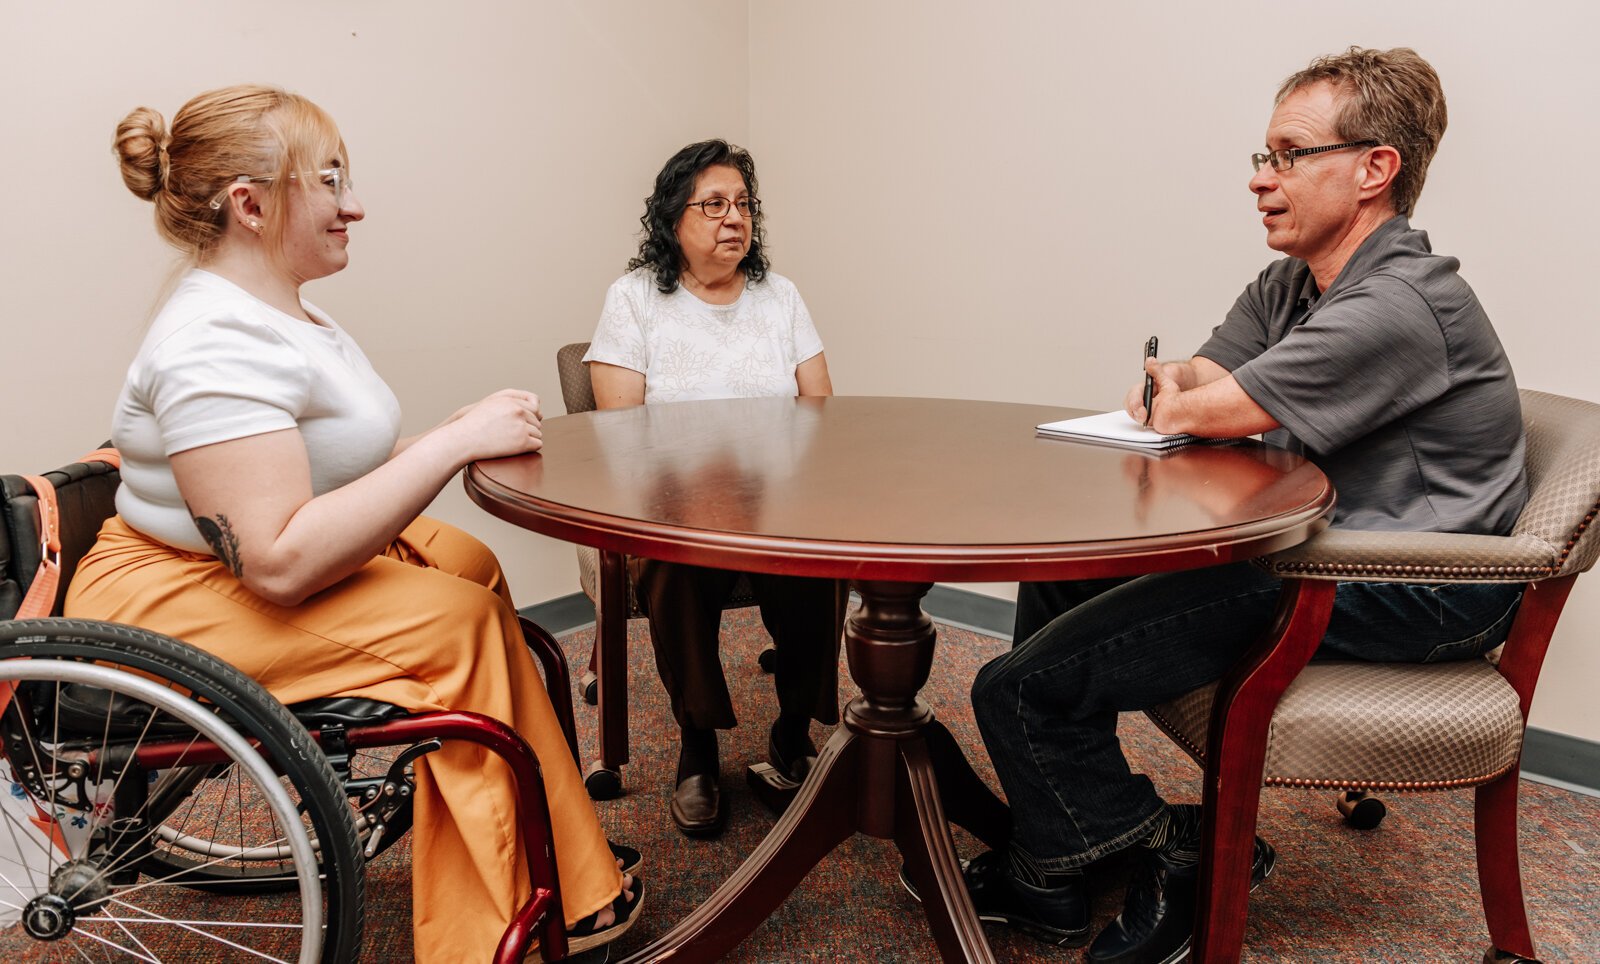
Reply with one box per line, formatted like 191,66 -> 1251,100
62,84 -> 641,960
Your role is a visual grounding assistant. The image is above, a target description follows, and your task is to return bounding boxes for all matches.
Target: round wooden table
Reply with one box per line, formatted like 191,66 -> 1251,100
466,395 -> 1335,962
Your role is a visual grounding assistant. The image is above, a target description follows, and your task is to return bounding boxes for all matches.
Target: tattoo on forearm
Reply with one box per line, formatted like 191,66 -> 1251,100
188,506 -> 244,578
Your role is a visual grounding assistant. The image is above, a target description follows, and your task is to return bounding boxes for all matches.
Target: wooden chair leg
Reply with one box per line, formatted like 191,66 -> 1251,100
1476,767 -> 1537,960
1194,578 -> 1336,963
583,549 -> 629,799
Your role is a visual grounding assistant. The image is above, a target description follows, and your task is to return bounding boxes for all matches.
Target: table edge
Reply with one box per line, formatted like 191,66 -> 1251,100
464,464 -> 1335,582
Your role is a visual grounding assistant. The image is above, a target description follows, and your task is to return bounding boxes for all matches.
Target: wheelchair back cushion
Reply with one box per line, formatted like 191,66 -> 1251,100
1,455 -> 121,619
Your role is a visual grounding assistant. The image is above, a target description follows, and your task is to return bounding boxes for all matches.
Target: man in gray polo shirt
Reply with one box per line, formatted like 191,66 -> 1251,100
957,48 -> 1528,964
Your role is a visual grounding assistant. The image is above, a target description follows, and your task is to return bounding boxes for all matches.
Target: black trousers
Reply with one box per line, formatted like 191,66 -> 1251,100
631,558 -> 846,730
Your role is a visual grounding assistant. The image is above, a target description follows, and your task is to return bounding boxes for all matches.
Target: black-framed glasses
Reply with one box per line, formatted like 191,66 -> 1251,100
1251,140 -> 1378,173
685,196 -> 759,219
207,167 -> 353,210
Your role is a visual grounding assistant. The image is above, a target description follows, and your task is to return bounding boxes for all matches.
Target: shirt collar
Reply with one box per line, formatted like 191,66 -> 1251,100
1320,214 -> 1413,301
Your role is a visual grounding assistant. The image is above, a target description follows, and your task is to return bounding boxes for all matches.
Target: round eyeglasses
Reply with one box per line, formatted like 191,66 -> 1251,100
1251,140 -> 1378,173
207,167 -> 354,211
685,196 -> 760,219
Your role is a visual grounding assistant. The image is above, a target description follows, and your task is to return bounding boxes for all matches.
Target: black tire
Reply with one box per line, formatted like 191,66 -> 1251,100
0,617 -> 365,963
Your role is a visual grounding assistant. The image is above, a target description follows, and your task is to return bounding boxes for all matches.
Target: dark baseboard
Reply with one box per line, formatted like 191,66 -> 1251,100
519,593 -> 595,635
520,584 -> 1600,795
1521,728 -> 1600,794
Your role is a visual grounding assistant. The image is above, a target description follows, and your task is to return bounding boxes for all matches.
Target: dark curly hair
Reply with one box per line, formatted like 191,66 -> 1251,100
627,139 -> 770,294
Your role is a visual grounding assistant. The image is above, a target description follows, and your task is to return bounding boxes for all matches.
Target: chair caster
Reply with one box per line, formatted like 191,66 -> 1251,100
1336,790 -> 1386,829
579,670 -> 598,706
757,647 -> 776,673
1484,949 -> 1542,963
584,761 -> 624,800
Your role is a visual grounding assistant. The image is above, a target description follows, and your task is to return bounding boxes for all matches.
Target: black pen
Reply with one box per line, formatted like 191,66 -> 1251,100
1141,336 -> 1159,426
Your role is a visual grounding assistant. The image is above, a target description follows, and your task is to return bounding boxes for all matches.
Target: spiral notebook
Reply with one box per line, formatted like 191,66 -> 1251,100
1035,410 -> 1198,450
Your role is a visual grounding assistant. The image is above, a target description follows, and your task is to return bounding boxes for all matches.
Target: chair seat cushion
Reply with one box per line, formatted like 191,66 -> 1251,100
1147,659 -> 1525,791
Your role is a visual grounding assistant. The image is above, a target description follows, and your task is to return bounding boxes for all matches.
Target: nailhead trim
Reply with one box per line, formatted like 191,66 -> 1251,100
1263,766 -> 1517,791
1265,560 -> 1553,579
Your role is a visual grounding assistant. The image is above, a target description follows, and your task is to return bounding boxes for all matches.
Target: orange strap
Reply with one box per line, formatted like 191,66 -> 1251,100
14,449 -> 121,620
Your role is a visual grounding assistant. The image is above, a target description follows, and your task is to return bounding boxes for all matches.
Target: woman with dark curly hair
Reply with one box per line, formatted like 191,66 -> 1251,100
583,139 -> 844,838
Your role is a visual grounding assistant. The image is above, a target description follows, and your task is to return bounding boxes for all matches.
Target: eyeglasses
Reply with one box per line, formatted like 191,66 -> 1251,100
684,196 -> 760,219
207,167 -> 353,210
1251,140 -> 1378,173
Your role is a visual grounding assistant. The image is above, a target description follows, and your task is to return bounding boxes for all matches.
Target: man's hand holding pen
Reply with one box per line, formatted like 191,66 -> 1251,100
1126,354 -> 1190,432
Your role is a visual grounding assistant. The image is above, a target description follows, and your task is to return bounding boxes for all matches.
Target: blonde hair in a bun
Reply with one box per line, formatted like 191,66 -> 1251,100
112,84 -> 347,264
113,106 -> 167,200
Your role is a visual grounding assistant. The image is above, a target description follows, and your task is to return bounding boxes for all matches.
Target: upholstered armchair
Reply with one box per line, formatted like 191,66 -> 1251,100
1146,389 -> 1600,962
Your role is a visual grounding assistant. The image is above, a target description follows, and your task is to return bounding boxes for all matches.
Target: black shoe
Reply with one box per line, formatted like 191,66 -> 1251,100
767,720 -> 818,783
669,773 -> 726,838
1087,837 -> 1277,964
898,850 -> 1090,947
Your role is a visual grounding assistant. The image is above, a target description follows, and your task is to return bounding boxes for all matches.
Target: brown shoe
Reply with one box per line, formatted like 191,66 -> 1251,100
670,773 -> 726,838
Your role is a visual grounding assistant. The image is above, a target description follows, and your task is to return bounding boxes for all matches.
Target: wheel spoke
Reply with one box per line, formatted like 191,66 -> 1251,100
108,910 -> 160,962
4,683 -> 67,876
108,832 -> 295,901
92,898 -> 294,963
61,923 -> 158,962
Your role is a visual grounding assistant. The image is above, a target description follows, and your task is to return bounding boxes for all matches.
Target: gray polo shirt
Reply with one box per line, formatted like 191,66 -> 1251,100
1197,216 -> 1527,535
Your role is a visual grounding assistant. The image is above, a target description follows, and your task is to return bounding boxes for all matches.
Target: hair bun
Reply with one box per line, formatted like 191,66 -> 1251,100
113,106 -> 169,200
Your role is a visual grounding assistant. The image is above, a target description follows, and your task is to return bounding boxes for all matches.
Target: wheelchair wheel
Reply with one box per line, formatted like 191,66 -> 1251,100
0,618 -> 363,963
140,742 -> 414,894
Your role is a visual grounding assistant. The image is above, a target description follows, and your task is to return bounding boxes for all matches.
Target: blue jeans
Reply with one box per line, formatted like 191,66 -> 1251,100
970,562 -> 1524,871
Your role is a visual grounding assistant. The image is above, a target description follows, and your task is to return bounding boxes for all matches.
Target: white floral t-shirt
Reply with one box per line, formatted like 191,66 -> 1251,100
582,268 -> 824,404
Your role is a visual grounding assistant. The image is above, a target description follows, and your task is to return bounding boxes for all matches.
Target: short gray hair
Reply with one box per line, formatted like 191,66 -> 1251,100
1277,47 -> 1447,217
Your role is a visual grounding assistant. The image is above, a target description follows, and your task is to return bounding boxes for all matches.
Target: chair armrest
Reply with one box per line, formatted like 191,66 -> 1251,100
1255,529 -> 1559,584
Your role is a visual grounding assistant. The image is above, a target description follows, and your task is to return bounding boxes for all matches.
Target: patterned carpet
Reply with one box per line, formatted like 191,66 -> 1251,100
7,609 -> 1595,961
453,609 -> 1599,963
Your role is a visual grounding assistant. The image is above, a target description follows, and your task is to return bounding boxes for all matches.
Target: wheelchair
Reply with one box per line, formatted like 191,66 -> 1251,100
1,452 -> 583,962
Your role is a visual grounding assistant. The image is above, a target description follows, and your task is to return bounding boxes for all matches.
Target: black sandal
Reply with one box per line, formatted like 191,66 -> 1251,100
609,841 -> 642,878
567,876 -> 645,954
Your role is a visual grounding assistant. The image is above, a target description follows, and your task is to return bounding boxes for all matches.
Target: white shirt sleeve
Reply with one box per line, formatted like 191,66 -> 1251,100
143,315 -> 311,456
583,275 -> 649,375
787,281 -> 824,364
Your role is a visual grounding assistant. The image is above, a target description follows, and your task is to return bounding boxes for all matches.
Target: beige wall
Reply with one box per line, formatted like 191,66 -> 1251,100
745,1 -> 1600,742
4,1 -> 1597,743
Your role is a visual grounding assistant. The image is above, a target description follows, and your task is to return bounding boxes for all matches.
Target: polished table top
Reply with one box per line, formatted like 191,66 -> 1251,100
466,395 -> 1334,581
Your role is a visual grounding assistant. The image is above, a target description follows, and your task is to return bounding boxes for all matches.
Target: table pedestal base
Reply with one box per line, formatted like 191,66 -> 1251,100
618,580 -> 1010,963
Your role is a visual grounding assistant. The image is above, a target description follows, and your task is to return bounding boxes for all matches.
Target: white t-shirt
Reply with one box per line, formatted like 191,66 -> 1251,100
113,269 -> 402,553
582,268 -> 824,404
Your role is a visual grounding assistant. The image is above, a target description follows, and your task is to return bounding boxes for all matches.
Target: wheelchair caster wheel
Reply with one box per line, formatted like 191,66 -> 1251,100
757,647 -> 776,673
584,761 -> 623,800
579,670 -> 598,706
1336,790 -> 1386,829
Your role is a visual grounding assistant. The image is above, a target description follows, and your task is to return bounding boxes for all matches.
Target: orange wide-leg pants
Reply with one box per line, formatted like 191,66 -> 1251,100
64,515 -> 621,963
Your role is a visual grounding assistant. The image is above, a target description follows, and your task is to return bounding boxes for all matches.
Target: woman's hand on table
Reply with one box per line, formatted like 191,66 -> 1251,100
444,389 -> 544,460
